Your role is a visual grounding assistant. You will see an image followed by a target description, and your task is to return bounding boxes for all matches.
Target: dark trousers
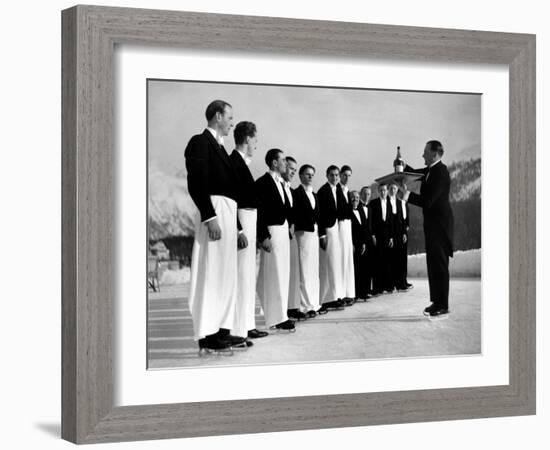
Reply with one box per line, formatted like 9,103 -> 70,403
391,239 -> 408,288
373,241 -> 392,293
354,247 -> 373,298
425,237 -> 450,309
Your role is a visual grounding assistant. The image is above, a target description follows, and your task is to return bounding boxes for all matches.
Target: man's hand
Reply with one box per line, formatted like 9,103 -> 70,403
237,233 -> 248,250
320,236 -> 327,251
261,238 -> 272,253
360,244 -> 366,255
402,234 -> 407,244
388,238 -> 394,248
206,218 -> 222,241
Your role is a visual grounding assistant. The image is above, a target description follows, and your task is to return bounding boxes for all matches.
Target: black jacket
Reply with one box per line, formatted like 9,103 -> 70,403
293,185 -> 320,234
317,182 -> 339,236
229,150 -> 258,209
255,172 -> 292,242
351,206 -> 369,247
388,197 -> 409,241
184,130 -> 239,222
405,162 -> 454,256
370,197 -> 395,246
337,184 -> 353,220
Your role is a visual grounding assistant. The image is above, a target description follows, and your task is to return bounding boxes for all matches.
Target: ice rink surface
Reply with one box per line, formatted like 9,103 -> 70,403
148,277 -> 481,369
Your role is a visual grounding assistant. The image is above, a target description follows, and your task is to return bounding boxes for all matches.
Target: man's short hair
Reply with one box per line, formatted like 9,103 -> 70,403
286,156 -> 297,165
299,164 -> 315,175
205,100 -> 232,122
377,182 -> 388,188
326,165 -> 340,176
265,148 -> 283,168
360,185 -> 371,192
233,121 -> 256,146
340,165 -> 352,173
426,140 -> 444,156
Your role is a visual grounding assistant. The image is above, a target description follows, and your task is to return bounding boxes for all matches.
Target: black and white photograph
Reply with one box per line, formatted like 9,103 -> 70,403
147,79 -> 482,369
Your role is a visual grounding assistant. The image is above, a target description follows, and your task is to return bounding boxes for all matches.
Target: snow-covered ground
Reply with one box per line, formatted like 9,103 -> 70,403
157,248 -> 481,286
408,248 -> 481,278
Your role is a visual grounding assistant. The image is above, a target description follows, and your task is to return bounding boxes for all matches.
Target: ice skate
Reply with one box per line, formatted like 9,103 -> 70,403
198,336 -> 234,357
221,334 -> 250,351
269,319 -> 296,333
287,308 -> 308,321
323,300 -> 345,311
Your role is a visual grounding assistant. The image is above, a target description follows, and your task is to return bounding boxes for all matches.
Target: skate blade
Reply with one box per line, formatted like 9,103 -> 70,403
198,347 -> 234,357
231,343 -> 249,351
269,326 -> 297,333
427,314 -> 450,321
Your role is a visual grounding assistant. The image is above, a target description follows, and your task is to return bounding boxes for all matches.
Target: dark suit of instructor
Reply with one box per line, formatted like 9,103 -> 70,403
401,140 -> 454,317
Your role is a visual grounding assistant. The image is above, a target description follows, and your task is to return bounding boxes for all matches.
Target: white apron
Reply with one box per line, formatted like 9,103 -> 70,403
257,221 -> 290,327
296,225 -> 321,312
188,195 -> 238,340
339,219 -> 356,298
231,209 -> 257,338
287,230 -> 301,310
319,222 -> 343,303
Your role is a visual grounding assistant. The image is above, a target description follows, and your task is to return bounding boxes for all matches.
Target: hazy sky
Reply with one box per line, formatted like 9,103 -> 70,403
148,80 -> 480,191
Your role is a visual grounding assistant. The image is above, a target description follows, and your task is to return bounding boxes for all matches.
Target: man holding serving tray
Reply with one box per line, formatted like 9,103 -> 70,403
394,140 -> 454,318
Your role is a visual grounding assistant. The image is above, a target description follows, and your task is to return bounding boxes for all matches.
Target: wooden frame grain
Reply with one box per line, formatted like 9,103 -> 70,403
61,5 -> 536,444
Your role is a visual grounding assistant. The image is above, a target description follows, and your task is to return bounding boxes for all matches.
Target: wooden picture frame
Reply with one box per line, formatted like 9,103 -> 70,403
61,5 -> 536,444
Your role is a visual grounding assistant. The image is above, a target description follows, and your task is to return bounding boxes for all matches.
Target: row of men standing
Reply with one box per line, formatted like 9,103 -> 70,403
184,100 -> 411,352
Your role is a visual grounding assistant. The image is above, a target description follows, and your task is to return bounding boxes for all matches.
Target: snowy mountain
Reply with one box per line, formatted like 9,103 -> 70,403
148,165 -> 197,240
448,158 -> 481,201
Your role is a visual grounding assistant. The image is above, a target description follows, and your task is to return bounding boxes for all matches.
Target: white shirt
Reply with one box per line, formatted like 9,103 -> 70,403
380,197 -> 387,221
329,183 -> 338,206
269,170 -> 286,203
401,200 -> 407,220
353,209 -> 362,224
302,184 -> 316,209
206,127 -> 225,147
283,181 -> 294,207
403,158 -> 442,202
341,184 -> 349,203
389,196 -> 397,214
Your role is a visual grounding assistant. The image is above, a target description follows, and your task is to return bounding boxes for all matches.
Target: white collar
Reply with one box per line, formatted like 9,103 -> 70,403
301,184 -> 313,193
429,159 -> 442,169
206,127 -> 224,146
236,149 -> 252,166
269,170 -> 282,183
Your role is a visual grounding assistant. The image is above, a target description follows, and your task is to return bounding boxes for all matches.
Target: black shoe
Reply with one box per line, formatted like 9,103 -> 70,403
247,329 -> 268,339
244,338 -> 254,347
306,310 -> 317,319
317,305 -> 329,315
344,297 -> 356,306
323,300 -> 344,310
270,320 -> 296,332
406,282 -> 413,289
287,308 -> 308,321
423,303 -> 436,316
220,334 -> 248,348
198,336 -> 232,351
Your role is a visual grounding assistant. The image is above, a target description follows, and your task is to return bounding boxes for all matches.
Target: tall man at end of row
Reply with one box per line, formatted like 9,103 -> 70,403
400,140 -> 454,318
185,100 -> 245,353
